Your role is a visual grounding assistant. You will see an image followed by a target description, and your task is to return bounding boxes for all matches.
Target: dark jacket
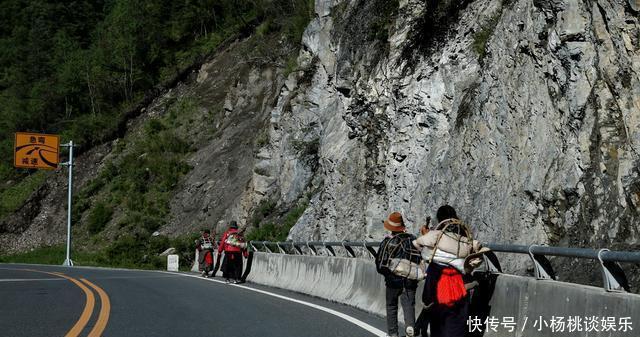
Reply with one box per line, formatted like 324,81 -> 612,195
375,232 -> 419,289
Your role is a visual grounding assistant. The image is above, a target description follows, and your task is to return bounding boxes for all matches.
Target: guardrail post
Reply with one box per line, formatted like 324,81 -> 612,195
307,242 -> 317,255
323,242 -> 336,256
342,242 -> 356,258
263,242 -> 273,254
597,249 -> 630,292
293,244 -> 303,255
482,251 -> 503,273
528,245 -> 556,280
366,245 -> 378,258
276,243 -> 286,254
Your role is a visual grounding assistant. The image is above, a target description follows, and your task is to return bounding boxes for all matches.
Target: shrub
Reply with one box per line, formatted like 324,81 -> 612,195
105,234 -> 146,266
367,0 -> 400,43
258,200 -> 277,217
145,119 -> 166,133
472,13 -> 501,62
0,171 -> 47,220
255,130 -> 270,147
246,201 -> 308,242
284,55 -> 298,77
87,202 -> 113,234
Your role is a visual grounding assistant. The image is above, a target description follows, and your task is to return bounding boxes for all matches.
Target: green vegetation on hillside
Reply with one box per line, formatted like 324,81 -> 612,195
247,201 -> 308,242
1,1 -> 240,178
367,0 -> 399,43
76,96 -> 195,237
0,171 -> 46,219
472,13 -> 501,62
0,0 -> 316,268
0,232 -> 199,270
0,0 -> 314,187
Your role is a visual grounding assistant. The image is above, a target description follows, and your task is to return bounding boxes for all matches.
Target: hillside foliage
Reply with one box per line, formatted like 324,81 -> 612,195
0,0 -> 313,184
0,0 -> 315,267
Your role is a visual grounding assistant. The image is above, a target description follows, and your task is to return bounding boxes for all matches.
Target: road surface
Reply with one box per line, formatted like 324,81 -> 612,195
0,264 -> 386,337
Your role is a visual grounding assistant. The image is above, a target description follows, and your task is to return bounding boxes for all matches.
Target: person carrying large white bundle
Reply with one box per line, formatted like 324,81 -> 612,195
412,205 -> 489,337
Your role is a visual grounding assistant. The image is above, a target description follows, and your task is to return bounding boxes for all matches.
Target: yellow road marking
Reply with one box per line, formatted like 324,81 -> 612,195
50,272 -> 96,337
81,278 -> 111,337
21,269 -> 95,337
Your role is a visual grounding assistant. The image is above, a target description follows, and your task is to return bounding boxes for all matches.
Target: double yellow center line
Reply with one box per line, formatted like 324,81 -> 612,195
23,269 -> 111,337
81,278 -> 111,337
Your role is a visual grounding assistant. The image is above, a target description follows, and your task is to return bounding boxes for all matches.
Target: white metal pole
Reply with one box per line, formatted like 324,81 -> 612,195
62,140 -> 74,267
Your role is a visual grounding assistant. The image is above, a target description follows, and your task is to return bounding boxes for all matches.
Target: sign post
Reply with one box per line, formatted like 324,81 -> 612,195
14,132 -> 75,266
61,141 -> 74,266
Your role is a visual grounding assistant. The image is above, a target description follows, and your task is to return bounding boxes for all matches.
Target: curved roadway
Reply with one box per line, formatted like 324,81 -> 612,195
0,264 -> 386,337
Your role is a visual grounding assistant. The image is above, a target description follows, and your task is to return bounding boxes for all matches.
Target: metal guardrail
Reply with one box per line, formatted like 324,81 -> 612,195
249,240 -> 640,293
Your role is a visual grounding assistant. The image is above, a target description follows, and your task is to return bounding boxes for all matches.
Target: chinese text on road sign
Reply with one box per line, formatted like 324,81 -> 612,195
14,132 -> 60,169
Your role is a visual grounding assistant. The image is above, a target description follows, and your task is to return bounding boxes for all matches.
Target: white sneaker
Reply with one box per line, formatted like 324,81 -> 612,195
406,326 -> 415,337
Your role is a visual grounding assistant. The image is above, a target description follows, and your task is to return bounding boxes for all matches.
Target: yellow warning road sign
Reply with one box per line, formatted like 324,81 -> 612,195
14,132 -> 60,170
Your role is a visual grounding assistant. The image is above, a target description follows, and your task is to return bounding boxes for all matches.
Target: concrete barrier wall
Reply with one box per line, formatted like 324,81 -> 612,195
247,252 -> 640,336
485,274 -> 640,337
246,252 -> 398,316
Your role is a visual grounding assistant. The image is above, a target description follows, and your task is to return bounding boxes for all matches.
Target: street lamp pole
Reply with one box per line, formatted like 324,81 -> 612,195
61,140 -> 74,267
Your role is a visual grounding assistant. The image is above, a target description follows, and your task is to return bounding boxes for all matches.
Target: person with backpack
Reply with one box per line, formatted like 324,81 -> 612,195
218,221 -> 247,284
195,229 -> 215,277
412,205 -> 487,337
375,212 -> 423,337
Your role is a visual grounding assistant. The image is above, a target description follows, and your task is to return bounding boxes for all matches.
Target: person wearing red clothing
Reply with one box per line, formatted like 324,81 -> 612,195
218,221 -> 247,283
196,229 -> 215,277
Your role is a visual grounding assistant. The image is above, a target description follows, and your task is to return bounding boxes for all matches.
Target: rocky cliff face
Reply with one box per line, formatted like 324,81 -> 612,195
259,0 -> 639,243
3,0 -> 639,281
251,0 -> 640,277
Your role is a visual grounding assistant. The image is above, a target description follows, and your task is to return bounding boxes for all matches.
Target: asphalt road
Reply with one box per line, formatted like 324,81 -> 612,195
0,264 -> 386,337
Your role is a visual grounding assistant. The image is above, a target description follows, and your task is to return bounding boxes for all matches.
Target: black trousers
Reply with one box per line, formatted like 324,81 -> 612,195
222,252 -> 243,280
429,298 -> 469,337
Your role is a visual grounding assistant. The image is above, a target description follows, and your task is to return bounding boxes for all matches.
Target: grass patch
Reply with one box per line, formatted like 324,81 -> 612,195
0,245 -> 103,266
367,0 -> 399,43
255,19 -> 276,37
0,171 -> 47,220
247,201 -> 308,242
259,200 -> 277,217
87,201 -> 113,234
255,129 -> 270,148
472,13 -> 501,62
250,199 -> 277,226
281,0 -> 315,44
284,55 -> 299,77
0,232 -> 200,271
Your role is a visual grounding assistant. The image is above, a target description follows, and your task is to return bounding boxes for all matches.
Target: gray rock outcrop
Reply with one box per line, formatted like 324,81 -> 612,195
250,0 -> 640,276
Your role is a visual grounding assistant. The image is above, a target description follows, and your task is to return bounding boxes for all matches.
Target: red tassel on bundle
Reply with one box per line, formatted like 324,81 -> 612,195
436,267 -> 467,307
205,252 -> 213,265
